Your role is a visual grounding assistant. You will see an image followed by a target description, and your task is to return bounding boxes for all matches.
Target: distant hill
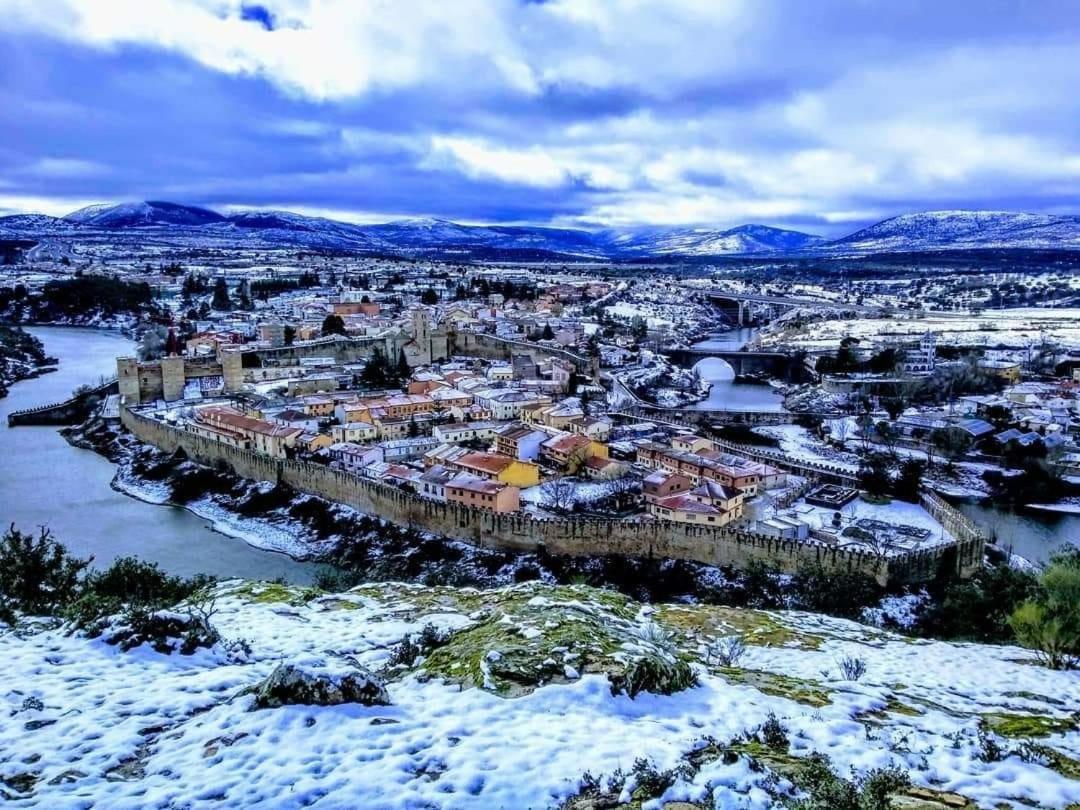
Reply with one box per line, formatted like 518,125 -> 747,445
821,210 -> 1080,254
0,201 -> 1076,259
606,224 -> 827,256
64,201 -> 226,228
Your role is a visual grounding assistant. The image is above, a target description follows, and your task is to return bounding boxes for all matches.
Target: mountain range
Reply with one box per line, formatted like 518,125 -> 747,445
1,201 -> 1078,260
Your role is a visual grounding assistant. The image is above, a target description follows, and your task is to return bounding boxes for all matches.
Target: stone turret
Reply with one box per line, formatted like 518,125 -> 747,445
221,351 -> 244,393
161,356 -> 186,401
117,357 -> 142,405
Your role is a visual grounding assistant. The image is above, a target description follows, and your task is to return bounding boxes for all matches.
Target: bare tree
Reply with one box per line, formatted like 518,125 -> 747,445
541,476 -> 578,513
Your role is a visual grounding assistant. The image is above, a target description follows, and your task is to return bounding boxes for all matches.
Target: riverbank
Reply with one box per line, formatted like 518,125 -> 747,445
0,325 -> 55,398
1,326 -> 318,583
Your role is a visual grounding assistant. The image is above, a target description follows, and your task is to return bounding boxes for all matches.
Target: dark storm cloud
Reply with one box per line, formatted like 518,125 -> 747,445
0,0 -> 1077,233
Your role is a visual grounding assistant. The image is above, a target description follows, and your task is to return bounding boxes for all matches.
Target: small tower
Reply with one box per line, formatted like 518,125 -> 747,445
921,331 -> 937,371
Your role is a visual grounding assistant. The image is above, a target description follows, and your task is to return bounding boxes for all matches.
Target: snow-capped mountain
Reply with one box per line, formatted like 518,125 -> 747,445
2,202 -> 1077,258
823,210 -> 1080,253
64,201 -> 226,228
607,224 -> 826,256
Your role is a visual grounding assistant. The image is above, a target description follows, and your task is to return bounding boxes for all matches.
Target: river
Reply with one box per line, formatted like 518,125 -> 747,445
688,328 -> 786,412
0,327 -> 317,583
954,501 -> 1079,565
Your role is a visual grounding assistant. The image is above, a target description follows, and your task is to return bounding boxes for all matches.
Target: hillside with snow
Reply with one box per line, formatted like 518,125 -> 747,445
2,203 -> 1079,259
607,224 -> 827,256
2,580 -> 1077,808
823,211 -> 1080,254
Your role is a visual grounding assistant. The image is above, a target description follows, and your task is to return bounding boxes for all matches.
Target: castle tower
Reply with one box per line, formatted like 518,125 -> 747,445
117,357 -> 142,405
160,356 -> 186,401
921,331 -> 937,371
221,351 -> 244,393
410,309 -> 433,366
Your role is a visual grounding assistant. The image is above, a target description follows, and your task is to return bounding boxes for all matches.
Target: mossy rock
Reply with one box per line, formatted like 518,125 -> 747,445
982,712 -> 1078,739
253,657 -> 390,709
420,586 -> 693,697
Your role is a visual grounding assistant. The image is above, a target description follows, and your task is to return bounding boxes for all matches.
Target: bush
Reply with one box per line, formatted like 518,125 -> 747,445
386,623 -> 447,668
0,525 -> 89,622
836,654 -> 867,681
629,758 -> 677,801
708,636 -> 747,667
758,713 -> 790,752
614,655 -> 697,698
785,753 -> 910,810
66,557 -> 212,632
1008,550 -> 1080,669
789,567 -> 882,619
917,562 -> 1040,643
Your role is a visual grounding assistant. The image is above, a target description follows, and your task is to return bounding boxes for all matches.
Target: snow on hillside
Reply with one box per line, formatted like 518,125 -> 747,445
2,581 -> 1077,808
2,201 -> 1077,257
609,224 -> 826,256
825,211 -> 1080,253
64,201 -> 226,228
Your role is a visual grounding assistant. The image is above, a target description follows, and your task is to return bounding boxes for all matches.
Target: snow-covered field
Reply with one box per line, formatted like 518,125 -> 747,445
760,308 -> 1080,351
2,581 -> 1078,808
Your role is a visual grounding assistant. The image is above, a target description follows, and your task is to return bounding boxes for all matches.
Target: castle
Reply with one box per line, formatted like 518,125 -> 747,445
119,310 -> 450,405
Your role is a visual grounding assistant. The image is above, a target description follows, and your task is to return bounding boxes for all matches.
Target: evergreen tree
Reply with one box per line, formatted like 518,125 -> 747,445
237,280 -> 253,311
420,288 -> 440,305
396,348 -> 411,381
283,325 -> 296,346
321,314 -> 347,337
541,323 -> 555,341
211,278 -> 232,311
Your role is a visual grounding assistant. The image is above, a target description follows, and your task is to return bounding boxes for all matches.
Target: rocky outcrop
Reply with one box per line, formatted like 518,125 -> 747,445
253,657 -> 390,709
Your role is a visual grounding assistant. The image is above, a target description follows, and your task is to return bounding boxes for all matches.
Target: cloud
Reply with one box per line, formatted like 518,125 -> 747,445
0,1 -> 1077,231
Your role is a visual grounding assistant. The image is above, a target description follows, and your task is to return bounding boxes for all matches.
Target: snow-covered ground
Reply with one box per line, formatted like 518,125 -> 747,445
2,581 -> 1078,808
759,308 -> 1080,351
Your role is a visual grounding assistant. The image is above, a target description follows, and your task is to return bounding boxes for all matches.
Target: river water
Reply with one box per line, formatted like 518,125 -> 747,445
0,327 -> 317,583
688,328 -> 785,412
954,501 -> 1079,565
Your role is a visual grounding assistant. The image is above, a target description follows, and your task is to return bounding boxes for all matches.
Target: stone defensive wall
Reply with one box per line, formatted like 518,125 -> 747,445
122,408 -> 983,584
449,330 -> 597,376
7,378 -> 118,426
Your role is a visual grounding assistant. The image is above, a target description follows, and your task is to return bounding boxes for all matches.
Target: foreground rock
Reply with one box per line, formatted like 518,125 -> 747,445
253,656 -> 390,709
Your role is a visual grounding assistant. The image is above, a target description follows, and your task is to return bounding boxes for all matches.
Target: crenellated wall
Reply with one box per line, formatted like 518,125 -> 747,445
121,408 -> 982,584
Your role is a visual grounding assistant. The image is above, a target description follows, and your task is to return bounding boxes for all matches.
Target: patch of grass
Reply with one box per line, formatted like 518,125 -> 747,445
227,582 -> 321,606
717,667 -> 832,707
981,712 -> 1078,739
656,604 -> 823,650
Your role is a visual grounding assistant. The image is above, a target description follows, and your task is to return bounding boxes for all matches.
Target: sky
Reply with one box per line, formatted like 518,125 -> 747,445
0,0 -> 1078,235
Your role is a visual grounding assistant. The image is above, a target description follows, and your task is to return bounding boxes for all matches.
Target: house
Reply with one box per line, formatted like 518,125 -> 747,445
418,464 -> 456,501
671,434 -> 713,454
979,359 -> 1022,384
495,424 -> 548,461
298,431 -> 333,453
191,405 -> 303,459
330,422 -> 378,443
686,480 -> 744,513
381,436 -> 442,461
445,473 -> 520,513
649,479 -> 744,526
648,494 -> 739,527
540,432 -> 608,471
433,421 -> 501,446
582,456 -> 628,480
570,416 -> 612,441
643,470 -> 693,503
329,442 -> 384,474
